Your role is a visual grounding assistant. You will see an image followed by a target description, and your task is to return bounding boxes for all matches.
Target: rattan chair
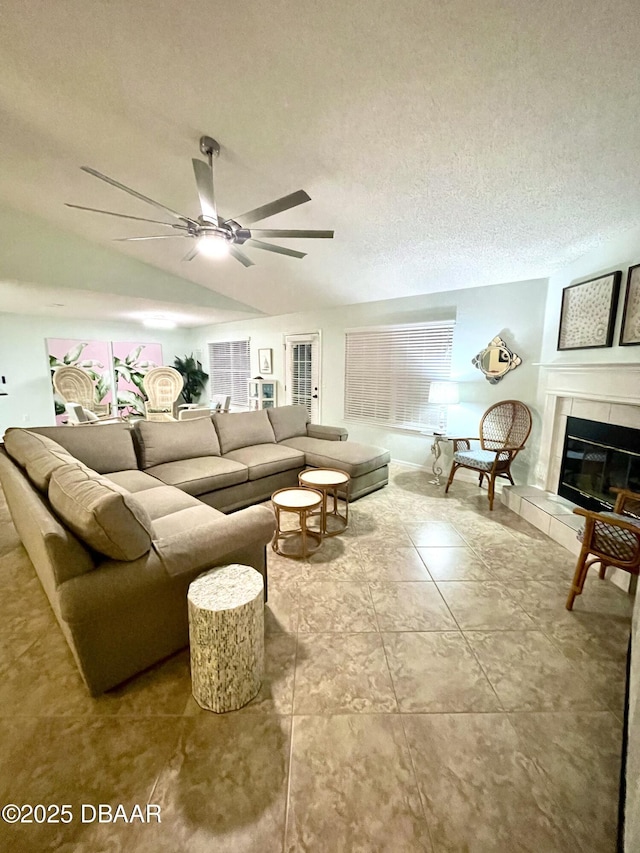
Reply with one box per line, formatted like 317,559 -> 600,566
53,365 -> 111,419
444,400 -> 532,510
566,488 -> 640,610
142,366 -> 184,422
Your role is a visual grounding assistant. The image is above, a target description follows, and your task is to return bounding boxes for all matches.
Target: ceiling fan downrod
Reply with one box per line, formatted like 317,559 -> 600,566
199,135 -> 220,167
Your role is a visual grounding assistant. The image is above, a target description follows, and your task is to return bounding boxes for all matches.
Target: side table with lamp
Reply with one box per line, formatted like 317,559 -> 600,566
426,381 -> 459,486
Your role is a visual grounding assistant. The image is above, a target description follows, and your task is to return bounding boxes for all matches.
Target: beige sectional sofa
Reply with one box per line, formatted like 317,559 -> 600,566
0,405 -> 389,695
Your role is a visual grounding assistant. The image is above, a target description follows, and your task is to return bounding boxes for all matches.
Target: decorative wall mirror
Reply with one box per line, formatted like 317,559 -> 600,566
472,336 -> 522,384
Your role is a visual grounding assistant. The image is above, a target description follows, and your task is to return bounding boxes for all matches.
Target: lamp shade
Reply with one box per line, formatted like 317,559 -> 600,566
428,381 -> 459,406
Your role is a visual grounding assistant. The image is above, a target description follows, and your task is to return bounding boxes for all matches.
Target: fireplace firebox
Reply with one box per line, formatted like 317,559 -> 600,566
558,417 -> 640,514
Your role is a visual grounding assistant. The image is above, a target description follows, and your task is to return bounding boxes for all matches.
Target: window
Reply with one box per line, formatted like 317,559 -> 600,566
344,321 -> 455,430
208,339 -> 250,408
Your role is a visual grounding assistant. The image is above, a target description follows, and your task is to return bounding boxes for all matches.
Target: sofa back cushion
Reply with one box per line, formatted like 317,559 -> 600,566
49,464 -> 153,561
133,417 -> 221,469
213,409 -> 276,455
267,405 -> 309,442
0,449 -> 96,587
4,429 -> 81,493
29,423 -> 138,473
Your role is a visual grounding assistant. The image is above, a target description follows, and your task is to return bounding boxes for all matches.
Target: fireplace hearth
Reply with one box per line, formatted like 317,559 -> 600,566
558,416 -> 640,514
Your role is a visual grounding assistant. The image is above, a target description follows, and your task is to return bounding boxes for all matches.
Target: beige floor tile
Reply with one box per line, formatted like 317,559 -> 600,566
404,521 -> 467,547
359,544 -> 432,581
416,545 -> 494,580
508,711 -> 622,853
264,585 -> 299,634
286,715 -> 432,852
127,714 -> 291,853
537,610 -> 631,663
437,581 -> 536,630
350,516 -> 414,546
369,581 -> 457,631
472,542 -> 576,582
297,581 -> 378,632
383,632 -> 501,713
0,716 -> 184,852
293,633 -> 398,713
506,578 -> 571,618
465,630 -> 609,711
454,523 -> 520,547
403,712 -> 590,853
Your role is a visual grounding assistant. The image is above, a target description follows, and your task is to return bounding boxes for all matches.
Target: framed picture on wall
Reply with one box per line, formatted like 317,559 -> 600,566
620,263 -> 640,346
258,348 -> 273,374
557,271 -> 621,351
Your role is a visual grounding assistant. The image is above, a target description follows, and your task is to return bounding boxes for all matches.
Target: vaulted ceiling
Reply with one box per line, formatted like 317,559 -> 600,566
2,0 -> 640,327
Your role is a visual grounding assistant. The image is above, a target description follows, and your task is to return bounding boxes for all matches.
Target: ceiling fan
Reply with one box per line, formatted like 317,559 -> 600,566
65,135 -> 334,267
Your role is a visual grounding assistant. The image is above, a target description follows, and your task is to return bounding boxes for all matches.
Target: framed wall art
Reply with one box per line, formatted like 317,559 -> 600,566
258,348 -> 273,374
557,271 -> 621,351
620,263 -> 640,346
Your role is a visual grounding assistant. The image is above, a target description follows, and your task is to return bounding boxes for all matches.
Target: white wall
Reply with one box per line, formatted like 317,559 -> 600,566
192,277 -> 548,474
0,314 -> 192,434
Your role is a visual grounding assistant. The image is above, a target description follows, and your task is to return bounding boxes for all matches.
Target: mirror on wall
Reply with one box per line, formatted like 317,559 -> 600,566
472,335 -> 522,384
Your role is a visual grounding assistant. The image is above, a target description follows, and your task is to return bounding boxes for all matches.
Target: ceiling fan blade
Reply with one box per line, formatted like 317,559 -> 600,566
114,235 -> 189,241
229,246 -> 255,267
231,190 -> 311,225
182,243 -> 201,262
80,166 -> 199,226
65,203 -> 187,229
192,159 -> 218,224
245,239 -> 306,259
249,228 -> 334,239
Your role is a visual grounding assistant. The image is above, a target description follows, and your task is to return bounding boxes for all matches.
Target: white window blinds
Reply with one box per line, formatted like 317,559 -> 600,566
344,321 -> 455,430
208,340 -> 250,408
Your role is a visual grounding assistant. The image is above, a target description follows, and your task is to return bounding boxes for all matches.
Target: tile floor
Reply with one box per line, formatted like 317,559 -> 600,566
0,463 -> 633,852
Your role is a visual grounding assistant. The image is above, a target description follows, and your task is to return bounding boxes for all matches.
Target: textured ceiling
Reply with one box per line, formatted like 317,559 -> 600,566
2,0 -> 640,325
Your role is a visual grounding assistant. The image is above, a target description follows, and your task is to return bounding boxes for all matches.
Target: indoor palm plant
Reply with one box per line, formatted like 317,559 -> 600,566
173,354 -> 209,404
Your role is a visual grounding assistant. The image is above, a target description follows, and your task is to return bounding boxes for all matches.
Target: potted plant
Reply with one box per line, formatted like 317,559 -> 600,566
173,354 -> 209,404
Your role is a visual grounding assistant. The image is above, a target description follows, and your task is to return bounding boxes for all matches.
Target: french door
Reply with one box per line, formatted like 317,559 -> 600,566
284,333 -> 320,422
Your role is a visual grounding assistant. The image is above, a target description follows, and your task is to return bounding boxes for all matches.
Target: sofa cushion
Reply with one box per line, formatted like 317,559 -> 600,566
134,418 -> 221,469
266,405 -> 309,442
280,437 -> 391,479
224,443 -> 305,481
29,423 -> 138,473
3,429 -> 79,492
104,470 -> 166,493
48,464 -> 153,561
213,409 -> 276,454
144,456 -> 248,496
129,484 -> 205,521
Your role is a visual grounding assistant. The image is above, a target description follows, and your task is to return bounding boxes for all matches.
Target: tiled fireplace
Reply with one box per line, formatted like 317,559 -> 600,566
502,362 -> 640,592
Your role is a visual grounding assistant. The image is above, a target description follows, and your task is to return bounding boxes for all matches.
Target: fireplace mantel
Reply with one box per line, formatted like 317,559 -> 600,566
536,361 -> 640,492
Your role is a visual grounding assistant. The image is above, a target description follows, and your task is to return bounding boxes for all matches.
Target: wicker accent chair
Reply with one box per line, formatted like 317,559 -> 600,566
53,365 -> 111,419
444,400 -> 532,510
566,488 -> 640,610
142,366 -> 184,422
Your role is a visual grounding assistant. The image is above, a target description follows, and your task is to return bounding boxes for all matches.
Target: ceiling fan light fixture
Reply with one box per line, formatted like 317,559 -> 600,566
67,136 -> 333,268
197,234 -> 230,259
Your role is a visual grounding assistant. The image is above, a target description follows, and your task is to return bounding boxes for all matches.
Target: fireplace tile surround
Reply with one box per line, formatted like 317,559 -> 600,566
502,362 -> 640,594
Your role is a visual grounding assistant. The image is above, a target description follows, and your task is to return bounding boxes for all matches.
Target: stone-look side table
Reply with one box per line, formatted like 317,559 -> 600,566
298,468 -> 351,536
271,487 -> 324,559
187,564 -> 264,713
